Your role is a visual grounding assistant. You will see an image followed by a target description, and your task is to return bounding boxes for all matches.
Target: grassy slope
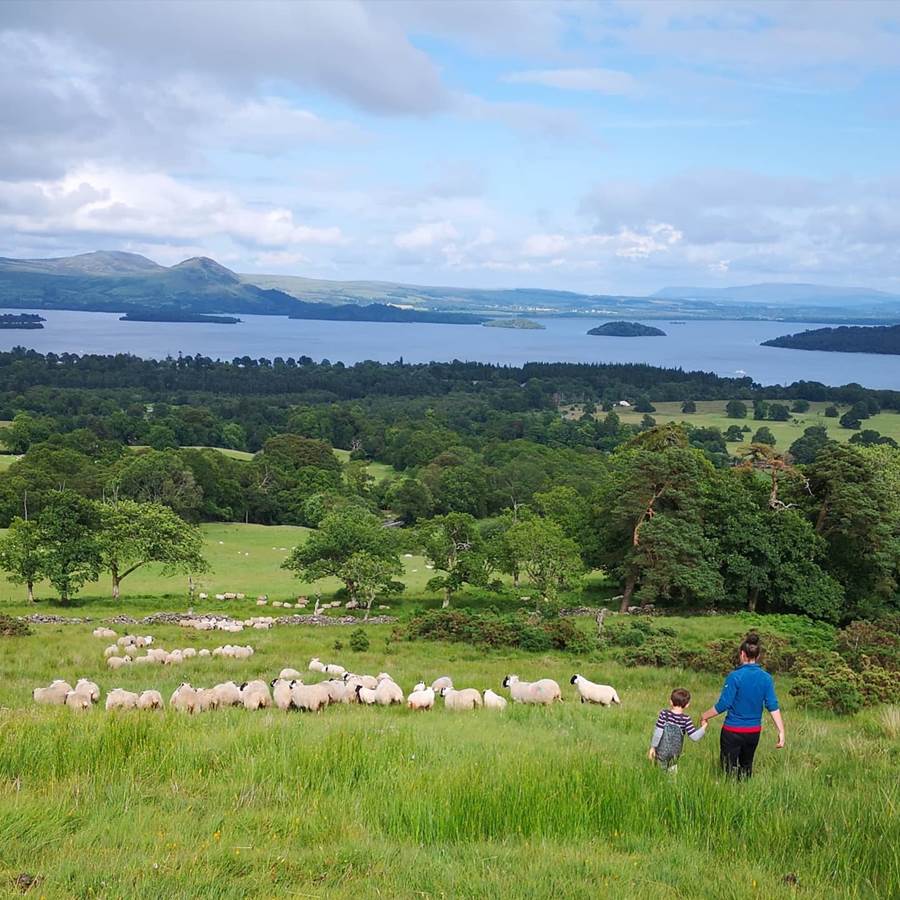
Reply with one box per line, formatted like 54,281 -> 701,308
0,618 -> 897,898
568,400 -> 900,449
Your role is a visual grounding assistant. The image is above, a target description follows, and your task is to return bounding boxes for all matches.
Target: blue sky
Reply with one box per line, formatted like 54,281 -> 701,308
2,0 -> 900,294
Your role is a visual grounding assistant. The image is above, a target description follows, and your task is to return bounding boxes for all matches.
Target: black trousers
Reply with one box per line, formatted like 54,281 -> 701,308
720,728 -> 761,779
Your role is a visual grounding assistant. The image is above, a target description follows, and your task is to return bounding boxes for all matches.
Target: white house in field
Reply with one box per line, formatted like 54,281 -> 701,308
616,400 -> 632,408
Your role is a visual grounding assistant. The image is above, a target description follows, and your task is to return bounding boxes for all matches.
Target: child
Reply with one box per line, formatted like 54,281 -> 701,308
648,688 -> 706,773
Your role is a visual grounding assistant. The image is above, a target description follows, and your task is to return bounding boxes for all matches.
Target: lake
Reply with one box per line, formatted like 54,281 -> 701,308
1,309 -> 898,389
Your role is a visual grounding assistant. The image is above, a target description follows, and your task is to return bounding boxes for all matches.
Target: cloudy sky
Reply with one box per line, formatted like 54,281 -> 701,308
2,0 -> 900,294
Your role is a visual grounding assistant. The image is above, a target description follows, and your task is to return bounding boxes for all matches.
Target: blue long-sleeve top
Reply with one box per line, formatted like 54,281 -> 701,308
714,663 -> 779,731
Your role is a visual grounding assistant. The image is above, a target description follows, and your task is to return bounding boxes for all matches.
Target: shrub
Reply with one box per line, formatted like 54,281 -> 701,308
332,639 -> 344,652
836,617 -> 900,672
790,652 -> 864,714
736,614 -> 837,651
0,615 -> 31,637
619,636 -> 688,668
857,665 -> 900,706
349,628 -> 370,653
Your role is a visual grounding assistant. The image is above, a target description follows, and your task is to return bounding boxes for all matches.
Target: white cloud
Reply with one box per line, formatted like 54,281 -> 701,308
504,67 -> 639,95
393,221 -> 459,250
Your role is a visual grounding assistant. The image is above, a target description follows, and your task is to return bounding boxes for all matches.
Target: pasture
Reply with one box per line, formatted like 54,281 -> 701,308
1,616 -> 897,898
568,400 -> 900,450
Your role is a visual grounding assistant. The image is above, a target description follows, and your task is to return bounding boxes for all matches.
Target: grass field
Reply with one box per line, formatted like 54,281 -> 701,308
567,400 -> 900,450
1,615 -> 897,898
0,523 -> 441,610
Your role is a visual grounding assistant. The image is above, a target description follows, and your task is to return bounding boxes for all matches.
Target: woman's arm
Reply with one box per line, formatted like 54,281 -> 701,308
770,709 -> 785,748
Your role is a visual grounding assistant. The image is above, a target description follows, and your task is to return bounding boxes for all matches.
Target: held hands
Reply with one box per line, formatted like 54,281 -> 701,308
647,747 -> 657,761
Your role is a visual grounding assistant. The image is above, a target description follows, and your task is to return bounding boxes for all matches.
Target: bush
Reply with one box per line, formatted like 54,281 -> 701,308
349,628 -> 370,653
736,613 -> 837,651
836,617 -> 900,672
790,652 -> 864,714
619,635 -> 688,668
0,615 -> 31,637
858,664 -> 900,706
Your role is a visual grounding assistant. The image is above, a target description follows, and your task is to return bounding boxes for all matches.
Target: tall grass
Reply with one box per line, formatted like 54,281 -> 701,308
1,623 -> 897,898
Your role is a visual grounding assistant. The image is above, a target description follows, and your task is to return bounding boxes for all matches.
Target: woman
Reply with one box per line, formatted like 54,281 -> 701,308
700,633 -> 785,778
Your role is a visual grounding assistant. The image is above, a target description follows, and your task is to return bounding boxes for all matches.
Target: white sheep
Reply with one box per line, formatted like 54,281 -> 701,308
198,649 -> 211,658
182,647 -> 198,659
271,678 -> 294,710
483,689 -> 508,710
170,683 -> 198,714
308,657 -> 326,672
104,644 -> 119,658
502,674 -> 562,705
196,688 -> 219,712
407,685 -> 435,711
93,627 -> 116,639
441,686 -> 482,710
33,684 -> 70,706
146,648 -> 168,662
75,679 -> 100,703
105,688 -> 139,710
212,681 -> 242,707
431,676 -> 453,693
317,680 -> 352,704
374,678 -> 404,706
354,684 -> 378,705
290,681 -> 329,712
133,655 -> 154,667
324,663 -> 346,677
137,690 -> 164,710
344,673 -> 378,690
279,668 -> 302,680
570,674 -> 621,706
164,650 -> 184,665
240,680 -> 271,710
107,655 -> 132,670
65,690 -> 92,711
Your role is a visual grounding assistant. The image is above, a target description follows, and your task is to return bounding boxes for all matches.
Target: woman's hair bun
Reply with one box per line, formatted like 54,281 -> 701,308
744,632 -> 760,645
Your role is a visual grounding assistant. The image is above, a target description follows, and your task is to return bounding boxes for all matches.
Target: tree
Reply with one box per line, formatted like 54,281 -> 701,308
737,443 -> 802,510
752,400 -> 770,420
385,478 -> 433,524
724,425 -> 745,442
751,427 -> 776,446
35,490 -> 102,603
97,500 -> 208,600
640,414 -> 657,430
791,399 -> 811,413
506,517 -> 584,603
0,518 -> 43,603
849,430 -> 896,448
282,508 -> 400,603
839,412 -> 861,430
681,399 -> 697,414
418,512 -> 485,607
340,551 -> 403,619
634,396 -> 656,413
789,426 -> 831,465
768,403 -> 791,421
824,405 -> 839,418
725,400 -> 748,419
111,450 -> 203,520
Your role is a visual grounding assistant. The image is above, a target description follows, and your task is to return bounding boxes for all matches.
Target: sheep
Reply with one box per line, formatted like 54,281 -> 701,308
317,679 -> 352,704
92,626 -> 116,639
430,676 -> 453,693
133,655 -> 154,667
374,678 -> 404,706
344,673 -> 378,690
212,681 -> 242,707
104,644 -> 119,658
137,690 -> 164,710
279,668 -> 302,680
198,592 -> 208,600
407,685 -> 435,711
290,681 -> 329,712
105,688 -> 139,710
196,688 -> 219,712
502,675 -> 562,705
198,648 -> 211,658
271,678 -> 294,710
164,650 -> 184,666
75,679 -> 100,703
65,690 -> 92,711
146,648 -> 168,662
240,680 -> 271,710
182,647 -> 198,659
570,674 -> 621,706
308,658 -> 326,673
355,684 -> 378,705
483,689 -> 508,710
440,686 -> 482,710
170,683 -> 198,714
116,635 -> 136,648
107,655 -> 132,671
232,645 -> 253,660
376,672 -> 394,683
323,663 -> 346,677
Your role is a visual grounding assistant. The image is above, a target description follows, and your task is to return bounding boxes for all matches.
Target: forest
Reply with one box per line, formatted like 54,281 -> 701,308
762,323 -> 900,355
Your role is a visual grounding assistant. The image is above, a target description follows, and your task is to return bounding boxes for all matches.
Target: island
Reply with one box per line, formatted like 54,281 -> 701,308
587,321 -> 666,337
762,324 -> 900,355
288,302 -> 487,325
483,318 -> 545,330
0,313 -> 44,329
119,311 -> 241,324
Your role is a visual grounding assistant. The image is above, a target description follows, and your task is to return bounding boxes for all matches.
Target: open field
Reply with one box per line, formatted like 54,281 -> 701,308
568,400 -> 900,450
1,615 -> 897,898
0,523 -> 440,609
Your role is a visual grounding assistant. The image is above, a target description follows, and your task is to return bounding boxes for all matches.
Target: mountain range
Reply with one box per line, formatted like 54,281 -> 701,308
1,250 -> 899,323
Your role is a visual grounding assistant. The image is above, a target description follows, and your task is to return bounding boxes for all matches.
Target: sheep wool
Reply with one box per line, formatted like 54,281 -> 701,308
502,675 -> 562,705
483,689 -> 508,710
407,686 -> 435,710
441,687 -> 482,710
570,674 -> 621,706
75,679 -> 100,703
212,681 -> 242,707
137,690 -> 164,710
271,678 -> 294,710
170,683 -> 199,714
106,656 -> 132,670
431,676 -> 453,693
355,685 -> 378,705
308,657 -> 326,673
103,644 -> 119,658
105,688 -> 140,711
374,679 -> 404,706
65,690 -> 93,711
279,668 -> 302,681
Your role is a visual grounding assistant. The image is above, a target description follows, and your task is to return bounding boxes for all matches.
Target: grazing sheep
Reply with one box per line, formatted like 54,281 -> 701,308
104,644 -> 119,658
407,685 -> 435,711
116,635 -> 135,647
182,647 -> 198,659
344,673 -> 378,690
137,690 -> 164,710
355,684 -> 378,705
146,648 -> 168,662
570,674 -> 621,706
133,655 -> 154,667
441,686 -> 482,710
196,688 -> 219,712
376,672 -> 393,683
105,688 -> 139,711
271,678 -> 294,710
431,676 -> 453,693
170,683 -> 199,714
279,668 -> 302,680
93,627 -> 116,639
212,681 -> 242,707
75,679 -> 100,703
502,675 -> 562,705
65,690 -> 92,711
482,689 -> 508,710
323,663 -> 346,677
164,650 -> 184,666
240,681 -> 271,710
198,592 -> 208,600
374,678 -> 404,706
290,681 -> 329,712
107,655 -> 132,671
308,657 -> 326,673
316,679 -> 351,704
198,649 -> 211,658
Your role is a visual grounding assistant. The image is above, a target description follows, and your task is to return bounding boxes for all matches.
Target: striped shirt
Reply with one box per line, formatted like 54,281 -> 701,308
655,708 -> 700,736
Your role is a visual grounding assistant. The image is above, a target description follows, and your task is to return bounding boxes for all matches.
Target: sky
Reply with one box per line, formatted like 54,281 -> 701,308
2,0 -> 900,295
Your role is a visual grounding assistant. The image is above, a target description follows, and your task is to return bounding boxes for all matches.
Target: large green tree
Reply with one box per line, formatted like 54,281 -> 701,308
0,518 -> 44,603
96,500 -> 208,600
418,512 -> 486,607
505,516 -> 584,603
340,551 -> 403,619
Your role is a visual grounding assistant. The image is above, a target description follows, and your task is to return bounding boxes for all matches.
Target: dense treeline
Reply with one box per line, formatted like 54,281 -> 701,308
763,324 -> 900,355
0,350 -> 897,622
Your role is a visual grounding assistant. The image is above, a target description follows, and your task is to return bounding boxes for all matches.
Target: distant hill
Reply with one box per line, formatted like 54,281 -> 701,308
762,324 -> 900,355
588,321 -> 666,337
655,282 -> 900,307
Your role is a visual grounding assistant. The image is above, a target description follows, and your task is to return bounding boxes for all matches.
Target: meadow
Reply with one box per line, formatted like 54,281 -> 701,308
1,614 -> 897,899
568,400 -> 900,450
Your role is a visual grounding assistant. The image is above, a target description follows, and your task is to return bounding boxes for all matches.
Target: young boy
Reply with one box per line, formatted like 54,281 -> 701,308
648,688 -> 706,773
